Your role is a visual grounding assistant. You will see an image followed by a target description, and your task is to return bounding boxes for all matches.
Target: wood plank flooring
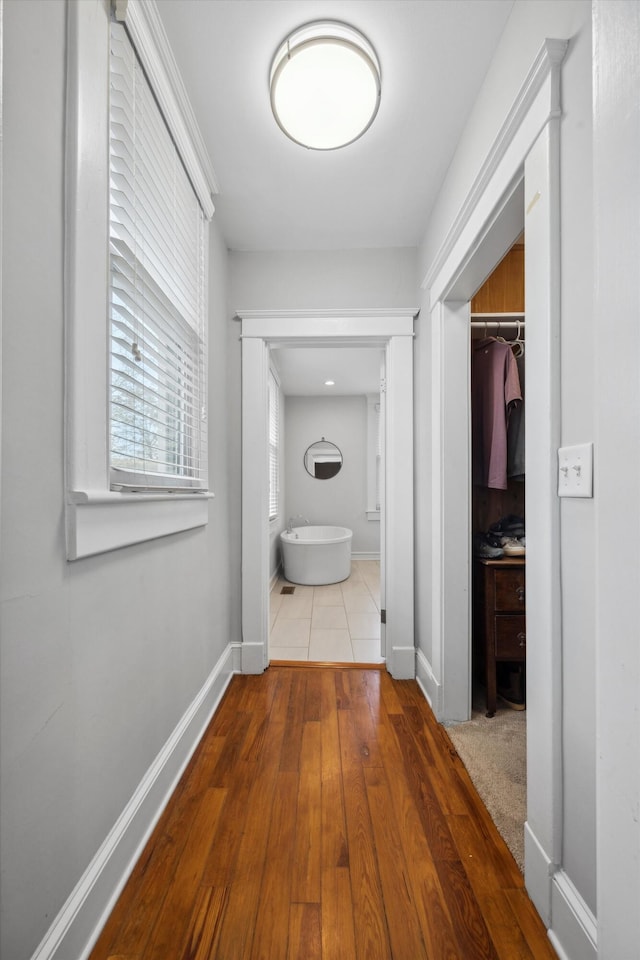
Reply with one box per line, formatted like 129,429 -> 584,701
89,666 -> 557,960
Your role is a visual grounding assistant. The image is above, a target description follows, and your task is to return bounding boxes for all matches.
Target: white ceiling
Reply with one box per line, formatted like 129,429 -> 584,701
272,344 -> 383,396
155,1 -> 514,395
156,0 -> 514,252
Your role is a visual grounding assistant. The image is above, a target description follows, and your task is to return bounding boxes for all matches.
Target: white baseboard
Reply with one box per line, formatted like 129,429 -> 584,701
524,820 -> 554,927
352,551 -> 380,561
388,644 -> 416,680
524,820 -> 597,960
240,640 -> 266,674
416,648 -> 442,716
30,644 -> 237,960
548,870 -> 597,960
231,641 -> 243,673
269,565 -> 281,591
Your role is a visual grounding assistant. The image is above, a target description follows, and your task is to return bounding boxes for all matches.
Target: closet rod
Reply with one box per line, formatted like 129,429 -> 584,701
470,319 -> 525,330
471,311 -> 525,318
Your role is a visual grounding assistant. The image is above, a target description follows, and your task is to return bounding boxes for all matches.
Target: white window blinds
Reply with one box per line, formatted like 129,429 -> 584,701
109,23 -> 208,491
268,370 -> 280,520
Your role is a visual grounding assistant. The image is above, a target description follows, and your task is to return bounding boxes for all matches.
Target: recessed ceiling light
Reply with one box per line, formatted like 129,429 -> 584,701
270,21 -> 381,150
324,380 -> 336,386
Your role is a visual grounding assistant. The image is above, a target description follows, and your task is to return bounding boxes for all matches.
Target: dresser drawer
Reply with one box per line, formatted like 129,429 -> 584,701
494,615 -> 527,658
493,568 -> 525,611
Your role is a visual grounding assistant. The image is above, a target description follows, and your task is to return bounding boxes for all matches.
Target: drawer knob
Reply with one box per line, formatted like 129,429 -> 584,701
516,586 -> 525,602
517,632 -> 526,647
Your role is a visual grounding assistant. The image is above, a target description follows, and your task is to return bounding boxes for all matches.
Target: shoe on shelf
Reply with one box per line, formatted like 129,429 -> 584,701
484,532 -> 504,548
473,534 -> 504,559
502,537 -> 525,556
489,513 -> 524,537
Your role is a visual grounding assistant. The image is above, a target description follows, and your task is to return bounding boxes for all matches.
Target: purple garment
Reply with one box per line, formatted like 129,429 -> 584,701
472,338 -> 522,490
508,352 -> 526,479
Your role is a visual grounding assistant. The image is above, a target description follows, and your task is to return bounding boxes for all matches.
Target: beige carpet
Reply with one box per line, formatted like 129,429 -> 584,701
446,693 -> 526,872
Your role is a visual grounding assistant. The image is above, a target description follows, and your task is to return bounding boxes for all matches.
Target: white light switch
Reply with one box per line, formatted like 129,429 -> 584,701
558,442 -> 593,498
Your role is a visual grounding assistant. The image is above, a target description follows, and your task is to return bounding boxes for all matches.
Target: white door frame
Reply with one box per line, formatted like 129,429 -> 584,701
422,40 -> 567,927
238,309 -> 416,679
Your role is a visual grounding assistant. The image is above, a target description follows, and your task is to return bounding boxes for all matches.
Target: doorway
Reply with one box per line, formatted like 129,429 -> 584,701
269,344 -> 384,665
238,309 -> 416,680
423,39 -> 567,922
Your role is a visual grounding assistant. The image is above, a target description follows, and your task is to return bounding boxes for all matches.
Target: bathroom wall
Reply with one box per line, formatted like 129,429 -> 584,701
284,395 -> 380,558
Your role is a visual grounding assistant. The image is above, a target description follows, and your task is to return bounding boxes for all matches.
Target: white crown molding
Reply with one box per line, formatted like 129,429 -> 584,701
113,0 -> 218,219
422,38 -> 568,292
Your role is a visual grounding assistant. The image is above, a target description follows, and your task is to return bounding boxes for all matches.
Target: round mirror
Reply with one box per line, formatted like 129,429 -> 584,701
304,439 -> 343,479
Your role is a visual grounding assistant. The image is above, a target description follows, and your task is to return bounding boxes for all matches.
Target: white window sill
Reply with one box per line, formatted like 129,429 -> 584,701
66,491 -> 213,560
366,510 -> 381,522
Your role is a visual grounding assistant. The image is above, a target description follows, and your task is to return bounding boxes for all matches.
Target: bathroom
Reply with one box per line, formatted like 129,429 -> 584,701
268,345 -> 383,663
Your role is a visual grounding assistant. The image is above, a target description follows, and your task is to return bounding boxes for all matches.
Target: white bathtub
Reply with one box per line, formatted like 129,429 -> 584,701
280,525 -> 352,585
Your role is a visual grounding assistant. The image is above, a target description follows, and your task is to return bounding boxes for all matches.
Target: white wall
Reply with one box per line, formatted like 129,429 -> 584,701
284,395 -> 379,556
0,3 -> 238,957
593,3 -> 640,956
415,0 -> 595,936
230,248 -> 418,312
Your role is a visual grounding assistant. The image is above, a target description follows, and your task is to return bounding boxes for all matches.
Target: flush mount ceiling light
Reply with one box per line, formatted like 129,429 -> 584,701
270,21 -> 381,150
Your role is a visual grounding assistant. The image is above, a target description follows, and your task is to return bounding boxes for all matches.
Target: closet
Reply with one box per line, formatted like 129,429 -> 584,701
470,241 -> 526,717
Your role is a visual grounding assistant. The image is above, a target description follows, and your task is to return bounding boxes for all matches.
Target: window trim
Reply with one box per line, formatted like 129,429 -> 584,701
65,0 -> 217,560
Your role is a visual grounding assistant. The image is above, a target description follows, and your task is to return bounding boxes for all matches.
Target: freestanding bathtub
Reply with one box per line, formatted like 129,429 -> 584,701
280,525 -> 352,585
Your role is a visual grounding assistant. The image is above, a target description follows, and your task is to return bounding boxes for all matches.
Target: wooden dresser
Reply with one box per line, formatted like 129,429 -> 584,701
473,557 -> 526,717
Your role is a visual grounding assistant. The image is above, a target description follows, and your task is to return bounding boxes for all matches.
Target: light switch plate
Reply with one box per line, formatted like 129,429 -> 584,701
558,442 -> 593,498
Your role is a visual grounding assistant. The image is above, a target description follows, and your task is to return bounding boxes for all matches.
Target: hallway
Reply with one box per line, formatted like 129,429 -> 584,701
88,667 -> 556,960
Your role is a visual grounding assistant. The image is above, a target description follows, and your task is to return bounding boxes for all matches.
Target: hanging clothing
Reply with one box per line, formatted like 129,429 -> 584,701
508,352 -> 525,480
472,337 -> 522,490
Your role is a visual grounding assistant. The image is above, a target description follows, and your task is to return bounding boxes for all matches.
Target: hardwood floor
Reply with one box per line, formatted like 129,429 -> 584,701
89,666 -> 557,960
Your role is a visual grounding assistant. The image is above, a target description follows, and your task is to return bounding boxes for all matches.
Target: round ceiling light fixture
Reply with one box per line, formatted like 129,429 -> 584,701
270,21 -> 381,150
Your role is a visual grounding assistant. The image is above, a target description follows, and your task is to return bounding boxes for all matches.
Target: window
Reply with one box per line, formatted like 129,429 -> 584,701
65,0 -> 217,559
268,369 -> 280,520
109,23 -> 207,491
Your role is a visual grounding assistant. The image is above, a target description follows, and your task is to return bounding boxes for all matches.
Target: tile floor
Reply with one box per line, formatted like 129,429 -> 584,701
269,559 -> 383,663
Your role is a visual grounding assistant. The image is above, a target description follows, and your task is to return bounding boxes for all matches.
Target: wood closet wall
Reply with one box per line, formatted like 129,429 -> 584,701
471,242 -> 525,535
